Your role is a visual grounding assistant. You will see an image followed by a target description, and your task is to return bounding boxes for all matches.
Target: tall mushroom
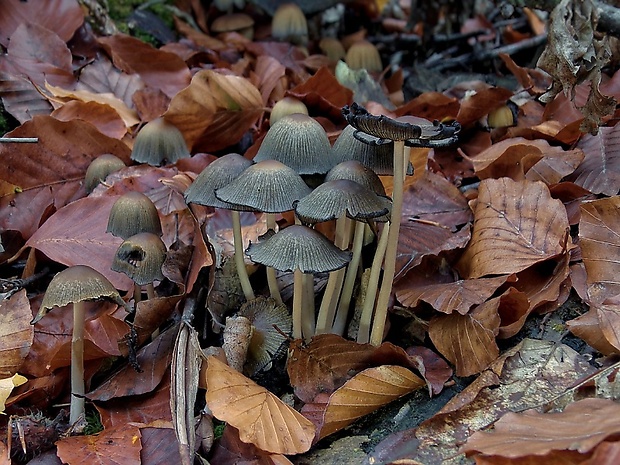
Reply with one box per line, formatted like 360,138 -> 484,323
31,266 -> 128,425
342,103 -> 459,345
130,117 -> 190,166
246,225 -> 351,341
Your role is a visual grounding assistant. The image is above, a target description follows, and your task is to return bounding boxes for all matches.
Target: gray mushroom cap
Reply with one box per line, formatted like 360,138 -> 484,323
253,114 -> 334,175
246,225 -> 351,274
85,154 -> 126,193
294,179 -> 391,224
215,159 -> 312,213
184,153 -> 253,210
107,191 -> 162,239
32,265 -> 126,324
130,117 -> 190,166
325,160 -> 386,196
111,232 -> 166,286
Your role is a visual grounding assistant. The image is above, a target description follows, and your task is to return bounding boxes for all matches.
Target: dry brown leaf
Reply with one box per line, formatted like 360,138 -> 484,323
0,290 -> 33,378
312,365 -> 425,439
463,398 -> 620,458
164,69 -> 263,152
51,100 -> 128,139
429,297 -> 501,376
205,356 -> 315,455
456,86 -> 514,128
253,55 -> 286,105
0,71 -> 52,123
457,178 -> 569,279
567,308 -> 619,355
395,92 -> 460,121
579,196 -> 620,304
210,426 -> 294,465
287,67 -> 353,119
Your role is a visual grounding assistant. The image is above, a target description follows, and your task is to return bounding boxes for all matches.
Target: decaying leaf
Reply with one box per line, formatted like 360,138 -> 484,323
205,356 -> 315,455
0,290 -> 33,378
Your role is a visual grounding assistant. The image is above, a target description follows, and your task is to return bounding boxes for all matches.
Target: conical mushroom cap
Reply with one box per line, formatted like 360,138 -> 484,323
184,153 -> 253,210
269,97 -> 308,126
325,160 -> 386,196
331,125 -> 412,176
215,160 -> 312,213
32,265 -> 126,324
130,117 -> 190,166
271,2 -> 308,45
111,232 -> 166,285
107,191 -> 162,239
253,114 -> 334,175
246,225 -> 351,274
85,154 -> 126,193
294,179 -> 391,224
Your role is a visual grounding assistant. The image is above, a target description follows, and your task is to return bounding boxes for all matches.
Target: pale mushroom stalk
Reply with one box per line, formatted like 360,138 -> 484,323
302,273 -> 315,337
70,301 -> 86,425
370,140 -> 406,346
293,269 -> 304,339
232,210 -> 255,301
134,283 -> 142,304
265,213 -> 283,304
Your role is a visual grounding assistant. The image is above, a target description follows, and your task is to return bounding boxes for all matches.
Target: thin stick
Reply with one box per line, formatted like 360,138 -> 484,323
265,213 -> 283,304
70,301 -> 86,425
0,137 -> 38,143
231,210 -> 255,301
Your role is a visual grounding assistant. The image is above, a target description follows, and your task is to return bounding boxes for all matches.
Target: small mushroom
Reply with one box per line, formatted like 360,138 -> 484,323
131,117 -> 190,166
269,97 -> 308,126
31,265 -> 127,425
345,41 -> 383,73
247,225 -> 351,341
319,37 -> 346,61
107,191 -> 162,240
111,232 -> 166,304
211,13 -> 254,40
271,3 -> 308,46
213,0 -> 245,13
84,154 -> 126,193
253,113 -> 334,175
215,160 -> 312,304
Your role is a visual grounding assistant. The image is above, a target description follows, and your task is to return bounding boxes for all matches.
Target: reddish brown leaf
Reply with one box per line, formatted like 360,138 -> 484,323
0,71 -> 52,123
56,423 -> 142,465
210,426 -> 293,465
457,178 -> 569,279
244,42 -> 309,83
253,55 -> 286,105
567,308 -> 618,356
395,92 -> 460,121
429,297 -> 501,376
0,290 -> 33,378
51,101 -> 128,139
139,426 -> 183,465
579,196 -> 620,303
25,196 -> 132,290
0,0 -> 83,47
206,356 -> 315,455
288,67 -> 353,119
463,398 -> 620,458
98,34 -> 190,98
495,287 -> 530,339
456,86 -> 514,128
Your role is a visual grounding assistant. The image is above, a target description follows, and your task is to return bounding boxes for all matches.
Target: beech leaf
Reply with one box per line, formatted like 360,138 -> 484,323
0,290 -> 33,378
205,356 -> 315,455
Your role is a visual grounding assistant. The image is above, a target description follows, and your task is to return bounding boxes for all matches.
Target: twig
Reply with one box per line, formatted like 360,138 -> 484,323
0,137 -> 38,143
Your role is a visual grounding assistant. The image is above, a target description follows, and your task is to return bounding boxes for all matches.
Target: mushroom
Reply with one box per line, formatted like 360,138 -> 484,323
271,3 -> 308,46
269,97 -> 308,126
184,153 -> 255,301
345,41 -> 383,73
213,0 -> 245,13
215,159 -> 312,304
111,232 -> 166,305
130,117 -> 190,166
319,37 -> 346,61
211,13 -> 254,40
342,102 -> 460,345
84,154 -> 126,193
253,113 -> 334,176
107,191 -> 162,240
30,265 -> 128,425
246,225 -> 351,341
295,179 -> 390,335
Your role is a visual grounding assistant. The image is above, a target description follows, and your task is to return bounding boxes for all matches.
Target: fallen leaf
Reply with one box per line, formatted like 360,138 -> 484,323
51,100 -> 128,139
205,356 -> 315,455
0,290 -> 34,378
0,373 -> 27,414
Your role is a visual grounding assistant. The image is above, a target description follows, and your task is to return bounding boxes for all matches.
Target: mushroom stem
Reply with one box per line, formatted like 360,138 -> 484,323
265,214 -> 283,304
134,282 -> 142,304
70,301 -> 86,425
370,140 -> 406,346
302,273 -> 315,338
357,221 -> 390,343
145,283 -> 156,300
333,219 -> 366,335
293,269 -> 303,340
315,215 -> 350,334
232,210 -> 255,301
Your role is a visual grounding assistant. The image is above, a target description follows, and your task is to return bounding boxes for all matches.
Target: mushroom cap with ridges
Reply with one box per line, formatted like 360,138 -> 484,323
325,160 -> 386,196
111,232 -> 166,286
32,265 -> 126,324
271,3 -> 308,45
107,191 -> 162,239
85,154 -> 126,193
215,160 -> 312,213
246,225 -> 351,274
294,179 -> 391,224
253,114 -> 334,175
345,40 -> 383,73
130,117 -> 190,166
184,153 -> 253,210
331,125 -> 413,176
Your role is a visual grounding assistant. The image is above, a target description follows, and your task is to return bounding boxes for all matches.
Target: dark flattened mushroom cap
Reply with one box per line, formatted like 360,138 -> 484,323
111,232 -> 166,285
238,296 -> 292,375
32,265 -> 126,324
130,117 -> 190,166
85,154 -> 126,193
325,160 -> 386,196
253,114 -> 334,175
184,153 -> 253,209
246,225 -> 351,274
294,179 -> 391,224
215,159 -> 312,213
331,126 -> 412,176
107,191 -> 162,239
